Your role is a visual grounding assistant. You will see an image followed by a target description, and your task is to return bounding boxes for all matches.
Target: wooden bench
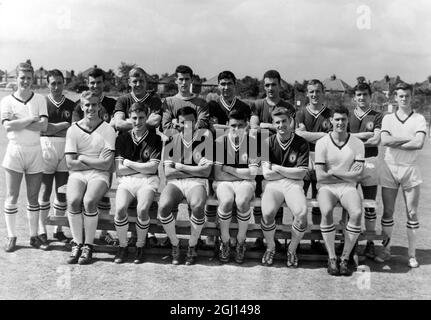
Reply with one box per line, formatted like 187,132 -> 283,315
47,185 -> 382,243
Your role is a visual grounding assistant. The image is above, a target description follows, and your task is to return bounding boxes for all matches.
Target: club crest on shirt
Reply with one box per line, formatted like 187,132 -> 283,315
64,110 -> 71,119
322,119 -> 330,130
241,153 -> 248,163
142,150 -> 150,161
366,121 -> 374,131
289,152 -> 297,163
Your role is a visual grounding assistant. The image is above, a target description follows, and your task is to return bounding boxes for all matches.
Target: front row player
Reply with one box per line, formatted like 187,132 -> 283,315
260,107 -> 309,267
64,91 -> 116,265
377,82 -> 426,268
213,108 -> 258,264
113,103 -> 162,264
158,107 -> 213,265
315,106 -> 365,276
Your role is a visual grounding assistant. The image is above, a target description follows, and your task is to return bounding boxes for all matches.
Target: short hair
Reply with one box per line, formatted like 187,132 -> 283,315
87,67 -> 105,81
353,82 -> 372,96
175,65 -> 193,77
129,102 -> 148,115
306,79 -> 324,91
331,105 -> 349,117
218,71 -> 236,84
271,106 -> 293,119
263,70 -> 281,84
394,82 -> 413,93
80,90 -> 100,104
177,106 -> 197,119
47,69 -> 64,83
228,109 -> 248,122
16,62 -> 34,74
128,67 -> 147,79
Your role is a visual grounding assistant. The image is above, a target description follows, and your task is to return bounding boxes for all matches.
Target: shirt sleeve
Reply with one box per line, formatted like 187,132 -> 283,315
416,115 -> 427,135
113,96 -> 127,115
0,97 -> 13,124
380,114 -> 391,135
149,135 -> 162,163
38,95 -> 48,118
115,135 -> 126,159
296,140 -> 310,169
354,139 -> 365,162
162,98 -> 174,130
64,126 -> 77,154
374,112 -> 383,130
295,109 -> 305,127
104,126 -> 117,151
314,137 -> 326,166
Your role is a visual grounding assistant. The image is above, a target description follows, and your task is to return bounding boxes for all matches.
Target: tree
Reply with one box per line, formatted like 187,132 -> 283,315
238,76 -> 260,98
117,62 -> 136,92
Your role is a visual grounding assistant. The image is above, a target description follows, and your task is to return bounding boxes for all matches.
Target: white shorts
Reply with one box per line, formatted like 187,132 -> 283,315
40,136 -> 68,174
360,156 -> 380,187
69,169 -> 111,188
2,142 -> 44,174
318,182 -> 358,200
380,161 -> 422,190
262,178 -> 304,196
213,180 -> 256,197
117,174 -> 160,196
167,178 -> 208,198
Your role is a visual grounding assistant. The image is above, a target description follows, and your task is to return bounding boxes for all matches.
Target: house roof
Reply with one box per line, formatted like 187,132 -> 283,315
201,75 -> 218,86
372,75 -> 403,92
323,75 -> 351,92
158,74 -> 176,84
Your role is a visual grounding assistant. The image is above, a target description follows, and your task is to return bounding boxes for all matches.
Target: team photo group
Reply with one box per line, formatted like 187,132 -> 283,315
0,61 -> 426,277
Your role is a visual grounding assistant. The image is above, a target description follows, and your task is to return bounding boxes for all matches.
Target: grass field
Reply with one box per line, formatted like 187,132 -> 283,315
0,90 -> 430,300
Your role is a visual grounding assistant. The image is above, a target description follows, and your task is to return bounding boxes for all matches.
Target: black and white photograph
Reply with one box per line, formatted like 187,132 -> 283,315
0,0 -> 430,304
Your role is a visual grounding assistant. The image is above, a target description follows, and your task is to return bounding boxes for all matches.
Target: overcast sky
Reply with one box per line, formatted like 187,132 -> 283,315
1,0 -> 430,84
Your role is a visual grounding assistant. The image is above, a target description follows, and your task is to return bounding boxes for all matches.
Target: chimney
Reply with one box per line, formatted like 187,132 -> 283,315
330,74 -> 336,81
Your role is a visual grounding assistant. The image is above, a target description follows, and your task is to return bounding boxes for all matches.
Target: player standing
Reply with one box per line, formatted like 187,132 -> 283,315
38,69 -> 75,248
64,91 -> 116,264
376,82 -> 426,268
1,62 -> 48,252
295,79 -> 332,253
347,82 -> 382,258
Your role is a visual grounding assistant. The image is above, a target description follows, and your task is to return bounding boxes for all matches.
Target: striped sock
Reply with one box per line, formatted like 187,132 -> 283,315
114,216 -> 129,248
341,223 -> 361,260
217,208 -> 232,243
364,208 -> 377,232
26,204 -> 40,237
38,201 -> 50,235
407,220 -> 419,257
189,215 -> 205,247
4,203 -> 18,237
236,208 -> 251,244
97,198 -> 111,215
290,222 -> 306,254
53,200 -> 67,233
83,211 -> 98,245
67,210 -> 83,244
253,207 -> 262,224
261,219 -> 276,250
381,218 -> 394,248
136,217 -> 150,248
320,224 -> 336,259
205,204 -> 217,223
159,213 -> 179,246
